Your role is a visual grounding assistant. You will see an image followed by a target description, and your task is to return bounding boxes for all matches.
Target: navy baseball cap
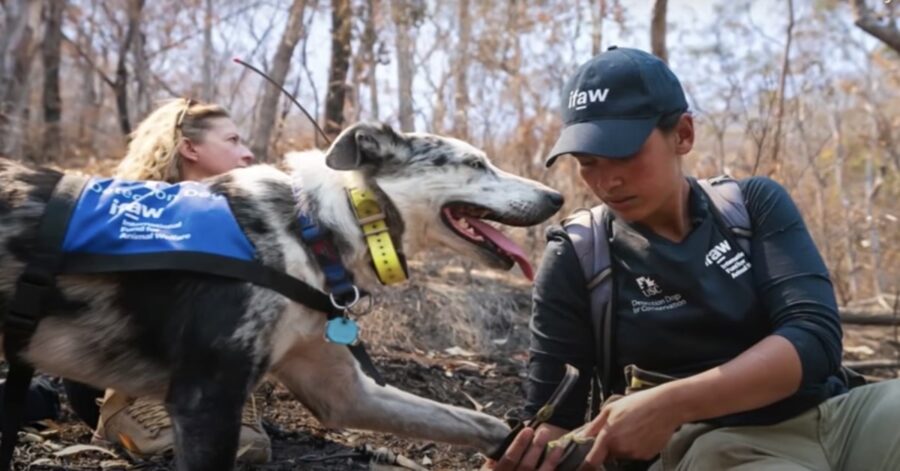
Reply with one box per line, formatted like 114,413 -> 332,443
545,46 -> 688,167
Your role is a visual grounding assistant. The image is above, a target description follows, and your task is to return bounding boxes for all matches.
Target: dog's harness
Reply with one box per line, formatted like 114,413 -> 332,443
1,175 -> 402,469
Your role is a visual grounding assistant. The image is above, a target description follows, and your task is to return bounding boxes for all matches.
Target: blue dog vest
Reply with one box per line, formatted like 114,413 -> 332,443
4,173 -> 386,392
62,178 -> 255,260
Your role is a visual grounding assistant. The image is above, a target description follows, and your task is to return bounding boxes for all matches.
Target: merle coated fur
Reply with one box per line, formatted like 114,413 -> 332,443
0,122 -> 563,470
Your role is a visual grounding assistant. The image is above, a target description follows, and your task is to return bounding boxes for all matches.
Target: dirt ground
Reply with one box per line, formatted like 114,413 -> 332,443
6,349 -> 527,471
3,262 -> 898,470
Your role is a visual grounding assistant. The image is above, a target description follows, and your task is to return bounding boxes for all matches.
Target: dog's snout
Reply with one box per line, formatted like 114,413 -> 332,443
545,191 -> 564,209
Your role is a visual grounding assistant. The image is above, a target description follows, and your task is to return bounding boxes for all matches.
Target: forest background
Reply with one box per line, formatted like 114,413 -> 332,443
1,0 -> 897,311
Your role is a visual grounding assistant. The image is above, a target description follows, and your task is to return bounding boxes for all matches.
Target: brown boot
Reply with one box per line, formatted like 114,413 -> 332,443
93,389 -> 271,463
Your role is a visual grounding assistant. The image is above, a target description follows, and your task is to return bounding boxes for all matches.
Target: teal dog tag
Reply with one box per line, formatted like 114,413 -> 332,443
325,317 -> 359,345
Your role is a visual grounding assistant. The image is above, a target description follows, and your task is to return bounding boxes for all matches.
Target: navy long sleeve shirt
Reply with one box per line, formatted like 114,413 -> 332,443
525,177 -> 845,429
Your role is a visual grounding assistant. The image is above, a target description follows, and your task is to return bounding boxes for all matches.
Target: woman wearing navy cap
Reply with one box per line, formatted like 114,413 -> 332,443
487,47 -> 900,471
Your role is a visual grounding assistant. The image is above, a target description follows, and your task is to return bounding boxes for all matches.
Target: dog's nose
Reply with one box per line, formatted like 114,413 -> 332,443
545,191 -> 565,208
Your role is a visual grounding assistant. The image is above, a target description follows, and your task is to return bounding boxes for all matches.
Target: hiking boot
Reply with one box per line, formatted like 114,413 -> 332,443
93,389 -> 271,463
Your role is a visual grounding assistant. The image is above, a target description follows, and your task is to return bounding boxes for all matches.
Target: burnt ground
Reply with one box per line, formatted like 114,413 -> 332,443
3,261 -> 898,471
6,349 -> 527,471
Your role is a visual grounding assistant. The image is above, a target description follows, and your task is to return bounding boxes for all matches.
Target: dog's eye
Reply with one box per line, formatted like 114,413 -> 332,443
467,160 -> 486,170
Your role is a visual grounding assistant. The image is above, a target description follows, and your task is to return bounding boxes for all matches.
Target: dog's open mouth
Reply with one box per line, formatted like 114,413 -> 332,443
440,204 -> 534,280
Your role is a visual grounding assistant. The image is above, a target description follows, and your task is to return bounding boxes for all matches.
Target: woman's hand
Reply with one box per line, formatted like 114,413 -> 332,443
482,422 -> 569,471
576,387 -> 684,471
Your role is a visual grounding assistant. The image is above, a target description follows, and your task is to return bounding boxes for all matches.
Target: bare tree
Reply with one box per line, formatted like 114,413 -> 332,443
363,0 -> 380,119
391,0 -> 416,131
250,0 -> 306,161
349,0 -> 377,121
650,0 -> 667,62
324,0 -> 352,137
70,1 -> 102,152
590,0 -> 607,56
132,15 -> 150,118
106,0 -> 145,136
202,0 -> 215,102
852,0 -> 900,55
768,0 -> 794,176
830,110 -> 860,300
63,0 -> 144,137
453,0 -> 471,139
0,0 -> 43,155
863,137 -> 886,298
42,0 -> 66,163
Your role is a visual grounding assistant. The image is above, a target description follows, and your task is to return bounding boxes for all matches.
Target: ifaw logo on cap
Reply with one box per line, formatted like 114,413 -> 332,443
567,87 -> 610,110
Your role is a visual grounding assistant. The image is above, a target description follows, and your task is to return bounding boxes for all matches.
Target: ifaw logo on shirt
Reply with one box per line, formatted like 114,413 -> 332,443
705,240 -> 751,279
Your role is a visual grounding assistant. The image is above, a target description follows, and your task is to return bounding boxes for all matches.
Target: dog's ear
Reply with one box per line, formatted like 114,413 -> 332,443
325,122 -> 402,171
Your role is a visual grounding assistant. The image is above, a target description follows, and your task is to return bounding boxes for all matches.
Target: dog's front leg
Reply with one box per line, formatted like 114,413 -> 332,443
273,341 -> 510,454
166,366 -> 249,471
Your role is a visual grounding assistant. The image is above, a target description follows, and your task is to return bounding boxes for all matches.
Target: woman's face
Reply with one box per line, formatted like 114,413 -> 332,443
575,116 -> 693,223
181,117 -> 254,180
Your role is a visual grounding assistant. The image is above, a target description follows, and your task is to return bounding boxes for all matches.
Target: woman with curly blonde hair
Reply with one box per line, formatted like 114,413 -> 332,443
63,98 -> 269,463
116,98 -> 254,182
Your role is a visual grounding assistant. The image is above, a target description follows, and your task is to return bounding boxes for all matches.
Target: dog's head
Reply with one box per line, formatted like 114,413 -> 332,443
324,122 -> 563,280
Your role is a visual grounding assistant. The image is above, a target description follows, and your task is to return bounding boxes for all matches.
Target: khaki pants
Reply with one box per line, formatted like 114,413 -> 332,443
649,379 -> 900,471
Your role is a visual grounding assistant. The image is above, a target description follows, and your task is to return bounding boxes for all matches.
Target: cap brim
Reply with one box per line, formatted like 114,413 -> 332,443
545,117 -> 657,167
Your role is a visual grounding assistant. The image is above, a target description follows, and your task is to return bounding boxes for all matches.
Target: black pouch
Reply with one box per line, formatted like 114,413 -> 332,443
840,365 -> 868,390
624,364 -> 677,394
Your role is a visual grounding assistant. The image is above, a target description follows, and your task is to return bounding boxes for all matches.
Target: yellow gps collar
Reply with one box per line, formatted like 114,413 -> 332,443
347,187 -> 408,285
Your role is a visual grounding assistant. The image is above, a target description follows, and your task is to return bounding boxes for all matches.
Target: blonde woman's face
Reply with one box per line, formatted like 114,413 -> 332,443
182,117 -> 254,180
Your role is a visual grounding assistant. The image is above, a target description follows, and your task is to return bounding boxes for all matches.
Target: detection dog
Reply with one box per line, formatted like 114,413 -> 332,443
0,122 -> 563,470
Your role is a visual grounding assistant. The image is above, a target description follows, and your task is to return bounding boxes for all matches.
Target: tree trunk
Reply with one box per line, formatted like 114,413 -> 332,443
202,0 -> 215,102
452,0 -> 471,140
250,0 -> 306,161
112,0 -> 144,136
831,112 -> 859,301
769,0 -> 794,177
590,0 -> 607,56
133,28 -> 150,119
75,8 -> 100,152
864,145 -> 884,297
852,0 -> 900,55
349,0 -> 379,121
364,0 -> 379,119
42,0 -> 65,163
650,0 -> 668,62
0,0 -> 43,156
391,0 -> 415,131
323,0 -> 352,137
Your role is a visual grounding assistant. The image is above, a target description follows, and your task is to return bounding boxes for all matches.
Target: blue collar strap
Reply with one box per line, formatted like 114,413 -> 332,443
296,213 -> 359,306
296,211 -> 370,349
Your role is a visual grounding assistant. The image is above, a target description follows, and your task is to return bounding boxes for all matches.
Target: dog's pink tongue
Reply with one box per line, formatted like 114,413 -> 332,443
464,217 -> 535,281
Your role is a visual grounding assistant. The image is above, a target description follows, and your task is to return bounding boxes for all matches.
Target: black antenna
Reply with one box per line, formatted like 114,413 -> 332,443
232,57 -> 332,146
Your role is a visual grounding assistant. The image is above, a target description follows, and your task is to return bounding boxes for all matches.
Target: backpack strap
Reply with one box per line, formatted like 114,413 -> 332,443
563,206 -> 614,417
697,176 -> 752,254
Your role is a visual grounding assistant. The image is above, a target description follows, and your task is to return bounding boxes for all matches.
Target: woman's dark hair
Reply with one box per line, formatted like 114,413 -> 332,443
657,109 -> 689,133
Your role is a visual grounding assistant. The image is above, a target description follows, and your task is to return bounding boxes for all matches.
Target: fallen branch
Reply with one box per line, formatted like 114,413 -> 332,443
844,359 -> 900,371
840,310 -> 900,326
